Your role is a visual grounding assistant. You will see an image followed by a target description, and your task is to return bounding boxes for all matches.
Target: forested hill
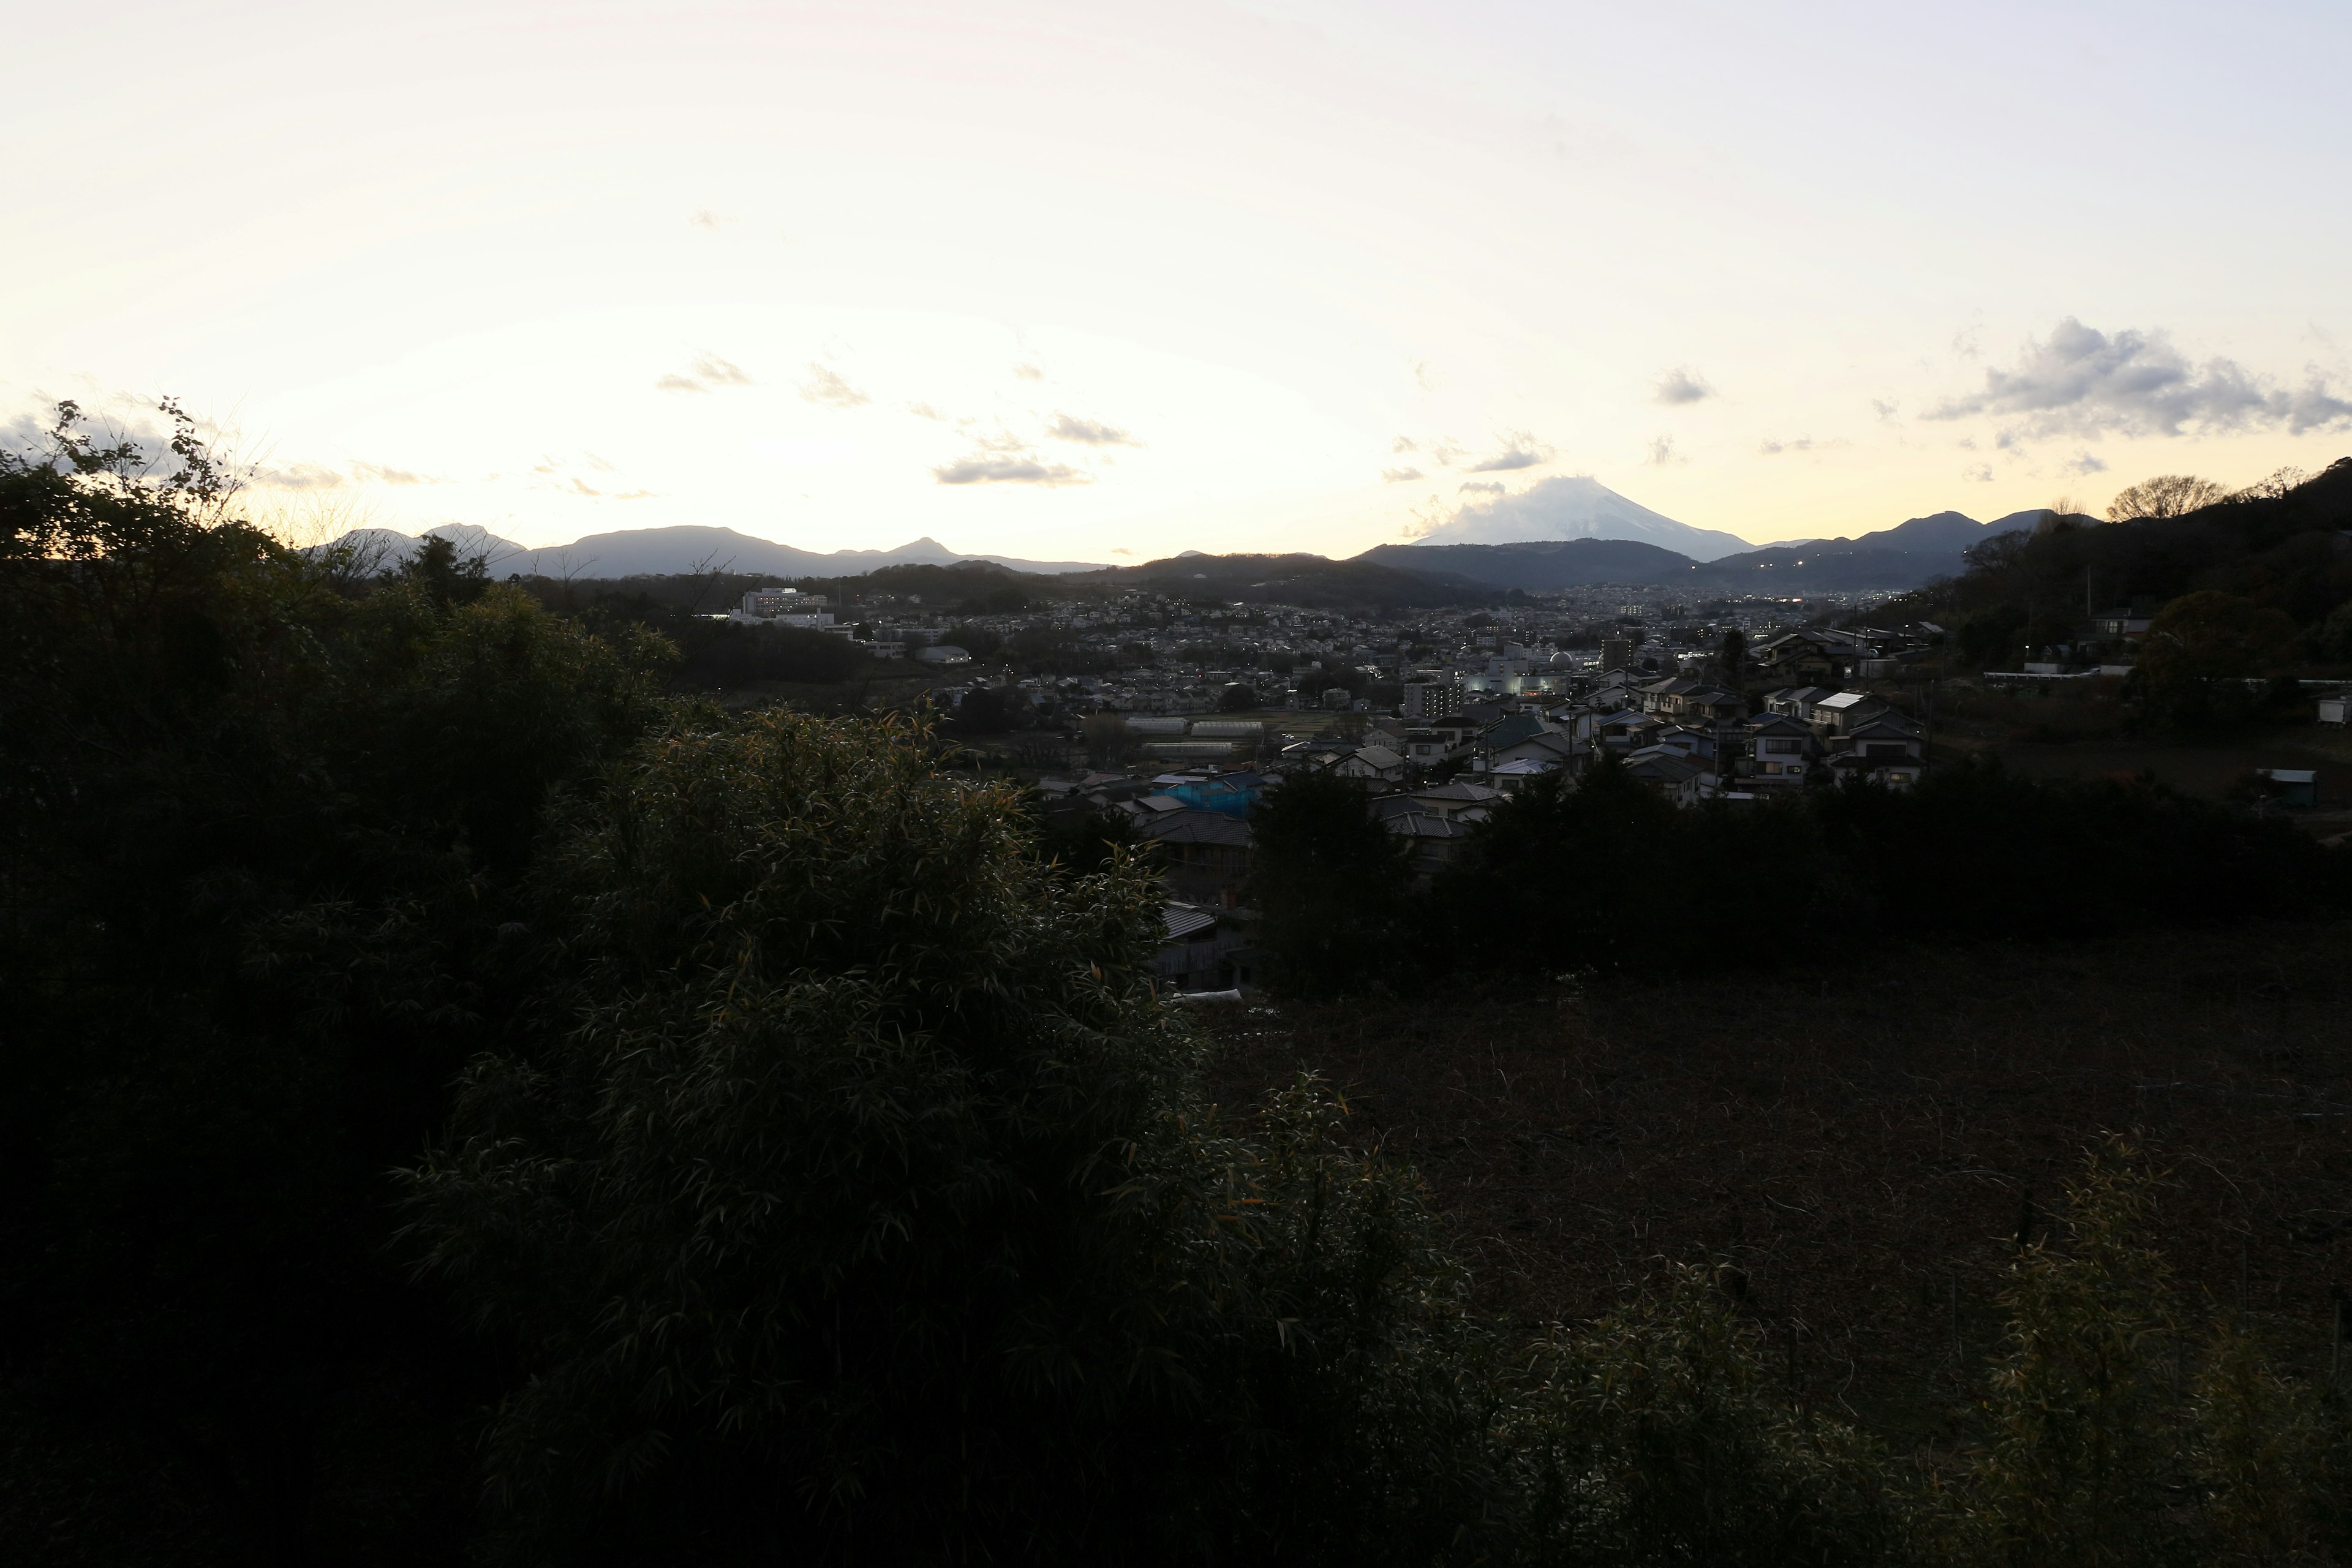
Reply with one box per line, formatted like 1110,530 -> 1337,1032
1890,458 -> 2352,671
1068,551 -> 1495,607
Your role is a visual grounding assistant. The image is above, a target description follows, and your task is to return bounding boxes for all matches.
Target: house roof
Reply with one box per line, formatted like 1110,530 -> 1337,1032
1412,780 -> 1505,803
1382,811 -> 1474,839
1139,810 -> 1253,847
1482,713 -> 1550,748
1162,905 -> 1219,941
1814,691 -> 1876,712
1489,757 -> 1558,776
1747,714 -> 1812,736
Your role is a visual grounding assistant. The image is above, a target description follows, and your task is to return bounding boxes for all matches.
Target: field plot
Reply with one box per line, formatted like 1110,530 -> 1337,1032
1205,922 -> 2352,1447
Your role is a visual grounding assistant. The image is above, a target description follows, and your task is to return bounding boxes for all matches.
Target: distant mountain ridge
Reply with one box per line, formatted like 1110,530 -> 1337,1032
1408,475 -> 1756,561
1357,538 -> 1697,589
1352,508 -> 2064,593
320,524 -> 1110,577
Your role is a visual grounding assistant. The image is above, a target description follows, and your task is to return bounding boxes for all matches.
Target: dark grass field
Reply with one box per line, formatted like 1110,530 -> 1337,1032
1202,921 -> 2352,1449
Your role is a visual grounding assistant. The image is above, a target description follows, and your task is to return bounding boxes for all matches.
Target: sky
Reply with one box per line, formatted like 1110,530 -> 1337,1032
9,0 -> 2352,561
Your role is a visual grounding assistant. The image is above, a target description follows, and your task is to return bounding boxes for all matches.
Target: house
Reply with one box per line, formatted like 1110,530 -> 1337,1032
1328,745 -> 1407,786
1763,685 -> 1841,723
1488,756 -> 1562,793
1381,810 -> 1476,877
1808,690 -> 1891,736
1619,748 -> 1709,808
1395,728 -> 1455,768
1752,631 -> 1852,684
1488,729 -> 1580,775
1155,903 -> 1256,992
1478,711 -> 1547,748
1637,676 -> 1704,715
1594,709 -> 1656,752
1831,717 -> 1924,763
2321,694 -> 2348,728
1136,809 -> 1253,904
1744,714 -> 1819,785
1397,779 -> 1504,821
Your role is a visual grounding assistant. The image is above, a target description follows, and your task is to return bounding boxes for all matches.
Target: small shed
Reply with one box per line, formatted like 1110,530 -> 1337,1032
2254,769 -> 2320,809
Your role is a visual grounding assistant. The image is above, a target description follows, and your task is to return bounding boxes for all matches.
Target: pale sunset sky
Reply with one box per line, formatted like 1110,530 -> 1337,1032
8,1 -> 2350,560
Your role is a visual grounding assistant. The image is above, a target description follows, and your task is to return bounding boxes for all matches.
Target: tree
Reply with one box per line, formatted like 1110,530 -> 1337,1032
401,532 -> 489,606
1244,771 -> 1414,995
1218,681 -> 1259,711
402,712 -> 1496,1564
1717,625 -> 1747,682
1082,710 -> 1139,766
2106,474 -> 2229,521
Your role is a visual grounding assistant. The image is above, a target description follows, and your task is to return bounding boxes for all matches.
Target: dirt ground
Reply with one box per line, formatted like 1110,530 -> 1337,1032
1202,922 -> 2352,1447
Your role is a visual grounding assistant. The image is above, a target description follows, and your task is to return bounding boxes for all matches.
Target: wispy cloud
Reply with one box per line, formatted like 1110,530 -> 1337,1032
933,454 -> 1088,486
1012,363 -> 1046,382
2060,450 -> 2109,475
1047,413 -> 1138,446
690,208 -> 725,230
1457,480 -> 1506,495
352,461 -> 435,485
906,402 -> 951,421
1652,366 -> 1714,405
1391,435 -> 1418,454
799,364 -> 870,409
252,462 -> 346,489
1928,316 -> 2352,438
1645,435 -> 1681,467
1962,462 -> 1994,483
654,357 -> 747,396
1466,431 -> 1553,472
1381,466 -> 1423,484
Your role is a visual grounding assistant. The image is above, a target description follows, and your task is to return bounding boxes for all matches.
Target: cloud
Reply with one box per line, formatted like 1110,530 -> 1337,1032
1012,363 -> 1046,381
906,402 -> 951,421
570,478 -> 603,497
1458,480 -> 1506,495
1110,547 -> 1136,556
1410,359 -> 1436,393
2061,450 -> 2109,476
1652,367 -> 1714,405
1391,435 -> 1418,454
614,489 -> 657,500
1047,413 -> 1138,446
252,462 -> 345,489
0,412 -> 50,459
1962,462 -> 1994,483
692,355 -> 754,386
1871,397 -> 1899,421
1381,466 -> 1423,484
1927,317 -> 2352,438
799,364 -> 870,409
690,208 -> 723,230
933,454 -> 1088,486
655,374 -> 706,393
1645,435 -> 1680,467
1466,431 -> 1553,472
352,461 -> 433,485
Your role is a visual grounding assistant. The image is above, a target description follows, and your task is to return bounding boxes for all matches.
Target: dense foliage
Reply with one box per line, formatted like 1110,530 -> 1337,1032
1254,755 -> 2351,993
1900,457 -> 2352,693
